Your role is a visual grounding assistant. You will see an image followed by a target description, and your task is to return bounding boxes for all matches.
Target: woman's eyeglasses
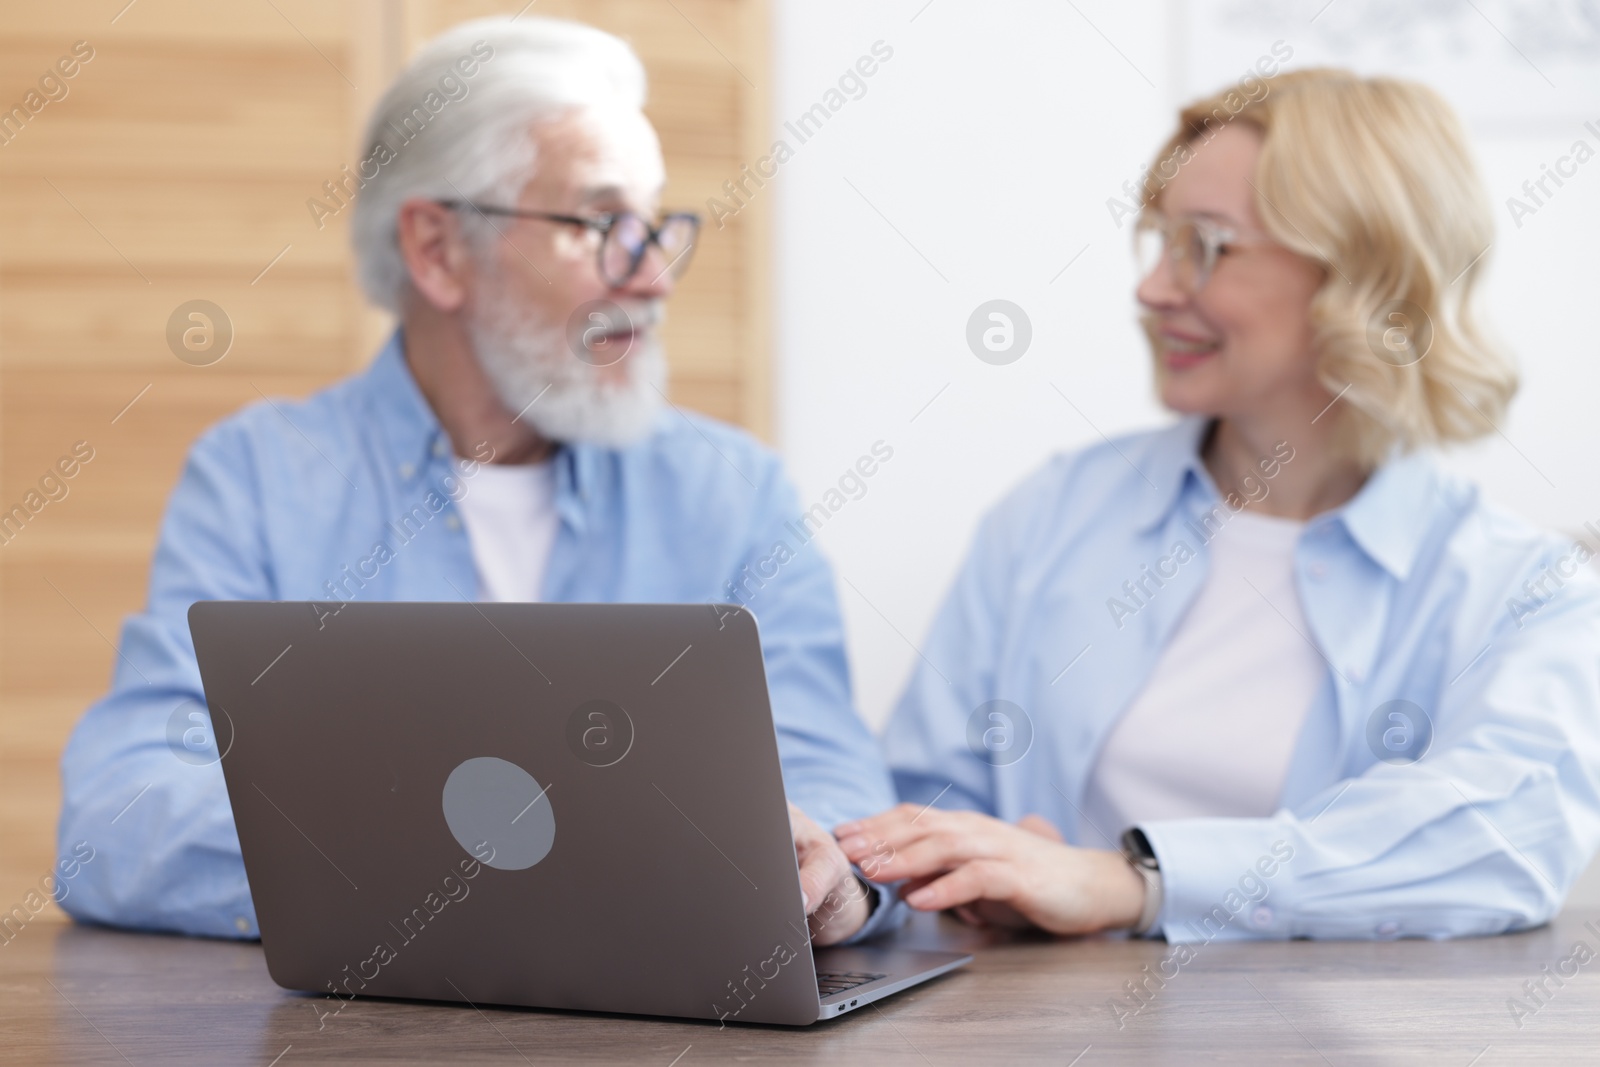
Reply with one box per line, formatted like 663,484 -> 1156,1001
1133,212 -> 1274,293
436,201 -> 701,287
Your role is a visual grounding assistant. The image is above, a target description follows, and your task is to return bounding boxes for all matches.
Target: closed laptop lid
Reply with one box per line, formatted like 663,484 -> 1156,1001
189,600 -> 823,1025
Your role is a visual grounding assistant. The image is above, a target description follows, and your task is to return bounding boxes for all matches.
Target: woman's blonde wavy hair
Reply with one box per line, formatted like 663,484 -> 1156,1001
1141,68 -> 1516,466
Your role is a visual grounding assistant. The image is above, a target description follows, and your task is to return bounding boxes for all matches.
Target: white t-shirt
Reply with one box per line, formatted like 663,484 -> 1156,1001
454,458 -> 559,603
1079,508 -> 1325,844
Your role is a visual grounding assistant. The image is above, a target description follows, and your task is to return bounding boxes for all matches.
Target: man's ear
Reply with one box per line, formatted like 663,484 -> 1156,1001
396,198 -> 475,312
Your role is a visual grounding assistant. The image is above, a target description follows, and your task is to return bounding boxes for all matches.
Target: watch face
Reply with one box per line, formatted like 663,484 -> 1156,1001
1120,828 -> 1157,866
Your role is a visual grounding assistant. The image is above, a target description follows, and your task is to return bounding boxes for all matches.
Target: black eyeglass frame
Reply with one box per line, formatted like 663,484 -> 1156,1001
435,200 -> 701,287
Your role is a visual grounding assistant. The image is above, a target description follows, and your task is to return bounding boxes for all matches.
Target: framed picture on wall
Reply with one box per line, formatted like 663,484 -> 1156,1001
1177,0 -> 1600,129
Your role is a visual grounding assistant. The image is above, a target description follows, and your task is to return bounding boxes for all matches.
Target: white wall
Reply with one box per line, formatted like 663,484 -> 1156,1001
770,0 -> 1173,726
770,0 -> 1600,730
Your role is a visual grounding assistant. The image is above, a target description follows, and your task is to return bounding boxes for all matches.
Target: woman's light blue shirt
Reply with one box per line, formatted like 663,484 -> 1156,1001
885,418 -> 1600,941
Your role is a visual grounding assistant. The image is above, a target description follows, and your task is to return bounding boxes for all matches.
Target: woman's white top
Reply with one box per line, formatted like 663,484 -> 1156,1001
1080,508 -> 1325,843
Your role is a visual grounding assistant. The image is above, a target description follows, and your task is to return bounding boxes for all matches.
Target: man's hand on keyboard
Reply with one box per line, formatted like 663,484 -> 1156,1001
790,803 -> 870,946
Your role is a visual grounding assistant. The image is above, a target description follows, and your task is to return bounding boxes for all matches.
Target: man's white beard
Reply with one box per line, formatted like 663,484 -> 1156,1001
466,286 -> 667,449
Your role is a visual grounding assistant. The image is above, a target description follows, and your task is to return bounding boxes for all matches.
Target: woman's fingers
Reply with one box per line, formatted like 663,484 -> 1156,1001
835,802 -> 929,854
903,860 -> 1016,912
849,822 -> 1005,882
1017,814 -> 1064,842
837,806 -> 1001,873
850,835 -> 951,882
839,806 -> 1119,934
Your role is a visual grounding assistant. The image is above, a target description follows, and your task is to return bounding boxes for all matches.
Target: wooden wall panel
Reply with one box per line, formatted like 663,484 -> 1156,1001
0,0 -> 771,924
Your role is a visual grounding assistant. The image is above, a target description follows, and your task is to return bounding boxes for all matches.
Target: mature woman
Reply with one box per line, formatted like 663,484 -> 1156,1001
837,69 -> 1600,942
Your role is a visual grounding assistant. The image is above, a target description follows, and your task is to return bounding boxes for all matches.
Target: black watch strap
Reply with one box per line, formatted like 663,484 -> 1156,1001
1120,828 -> 1163,935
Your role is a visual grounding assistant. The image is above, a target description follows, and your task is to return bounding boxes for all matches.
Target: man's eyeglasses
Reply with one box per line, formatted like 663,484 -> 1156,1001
436,201 -> 701,287
1133,212 -> 1274,294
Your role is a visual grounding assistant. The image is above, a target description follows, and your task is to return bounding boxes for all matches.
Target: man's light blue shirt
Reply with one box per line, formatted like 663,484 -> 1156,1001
58,332 -> 898,940
886,418 -> 1600,941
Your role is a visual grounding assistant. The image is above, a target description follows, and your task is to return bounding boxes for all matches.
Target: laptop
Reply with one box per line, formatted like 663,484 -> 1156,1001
188,600 -> 970,1025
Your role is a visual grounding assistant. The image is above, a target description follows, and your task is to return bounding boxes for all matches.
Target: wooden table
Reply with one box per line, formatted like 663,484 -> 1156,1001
5,908 -> 1598,1065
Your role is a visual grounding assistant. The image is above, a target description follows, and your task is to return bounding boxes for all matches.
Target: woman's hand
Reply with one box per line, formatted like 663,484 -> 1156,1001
834,804 -> 1146,936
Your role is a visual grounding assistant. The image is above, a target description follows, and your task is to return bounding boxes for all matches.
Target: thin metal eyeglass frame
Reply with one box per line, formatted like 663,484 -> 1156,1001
1134,211 -> 1276,293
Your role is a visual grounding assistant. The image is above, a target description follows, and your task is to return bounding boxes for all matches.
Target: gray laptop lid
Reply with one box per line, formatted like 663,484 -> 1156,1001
189,601 -> 828,1025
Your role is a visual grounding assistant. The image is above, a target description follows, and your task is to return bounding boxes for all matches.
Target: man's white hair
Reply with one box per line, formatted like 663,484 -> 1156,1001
350,16 -> 648,312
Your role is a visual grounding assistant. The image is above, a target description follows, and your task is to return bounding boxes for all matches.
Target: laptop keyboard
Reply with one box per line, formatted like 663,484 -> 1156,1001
817,971 -> 886,999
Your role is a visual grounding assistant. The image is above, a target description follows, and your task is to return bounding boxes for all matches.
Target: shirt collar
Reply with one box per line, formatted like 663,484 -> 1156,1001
1329,446 -> 1451,582
1131,414 -> 1450,581
1131,416 -> 1216,533
361,329 -> 447,482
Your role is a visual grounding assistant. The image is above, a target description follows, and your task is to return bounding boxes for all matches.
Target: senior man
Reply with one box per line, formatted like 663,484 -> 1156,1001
58,16 -> 895,945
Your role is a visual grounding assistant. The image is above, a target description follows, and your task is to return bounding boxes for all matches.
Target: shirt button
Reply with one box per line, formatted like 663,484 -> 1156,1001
433,439 -> 448,458
1376,920 -> 1400,937
445,514 -> 461,530
398,462 -> 415,479
234,916 -> 250,934
1251,904 -> 1273,928
1308,562 -> 1328,580
1347,667 -> 1365,684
